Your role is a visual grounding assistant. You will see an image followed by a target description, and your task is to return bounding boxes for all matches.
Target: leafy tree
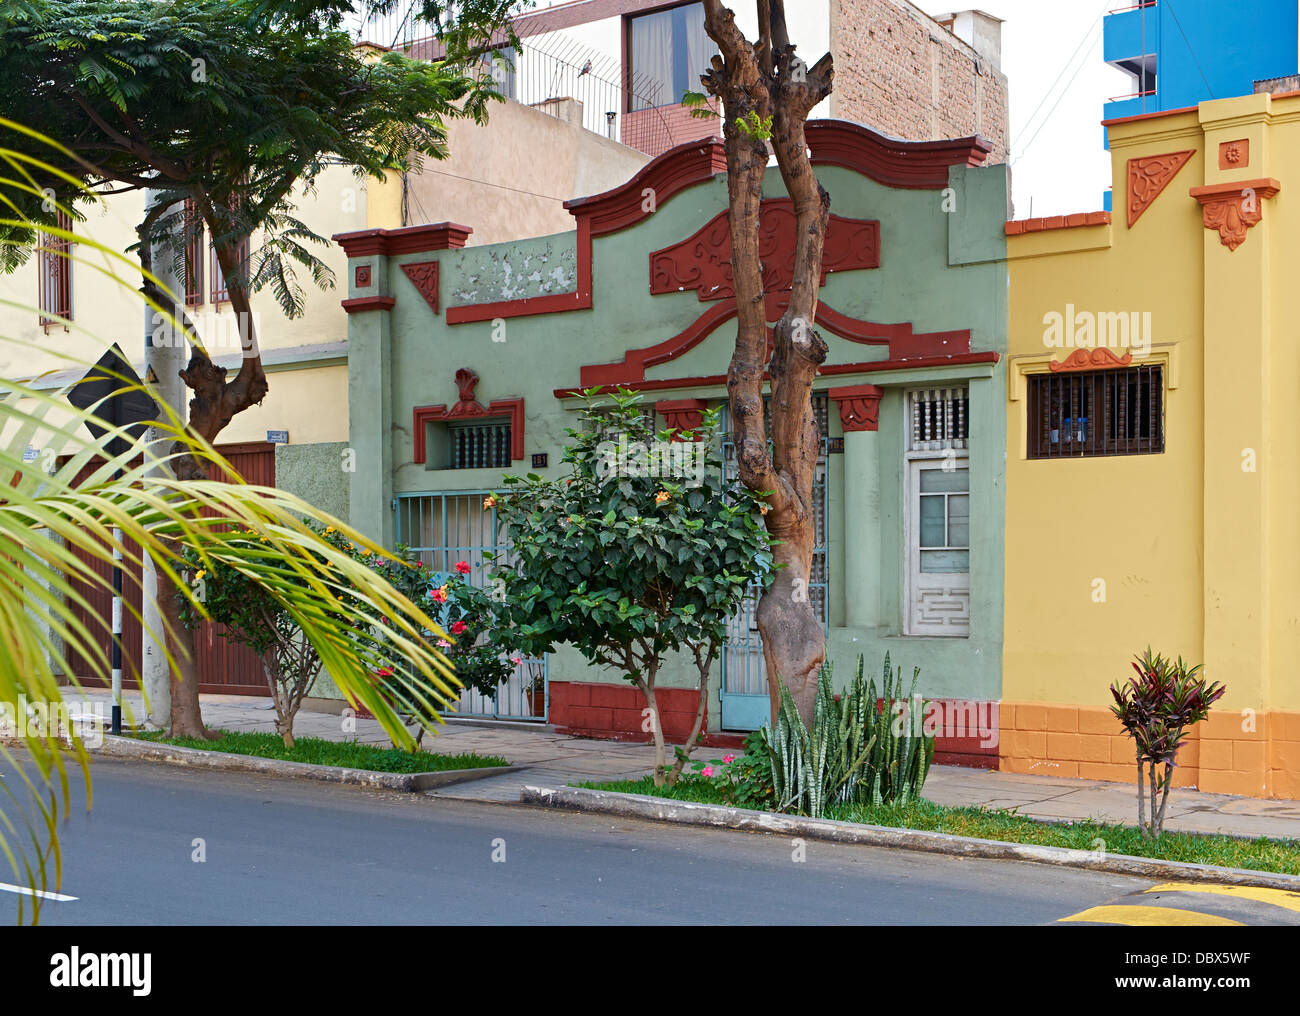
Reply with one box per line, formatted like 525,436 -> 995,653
487,390 -> 772,786
1111,648 -> 1226,838
0,124 -> 457,920
697,1 -> 836,724
0,0 -> 526,736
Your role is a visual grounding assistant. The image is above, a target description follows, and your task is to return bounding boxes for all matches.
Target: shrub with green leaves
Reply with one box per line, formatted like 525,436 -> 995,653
1111,647 -> 1225,839
485,389 -> 772,787
767,653 -> 935,818
178,525 -> 458,747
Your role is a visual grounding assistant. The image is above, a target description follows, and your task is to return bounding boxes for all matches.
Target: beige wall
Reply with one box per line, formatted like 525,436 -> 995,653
398,96 -> 650,244
831,0 -> 1009,164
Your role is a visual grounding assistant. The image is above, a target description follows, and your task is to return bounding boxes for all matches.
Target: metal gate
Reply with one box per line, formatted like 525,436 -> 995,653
394,492 -> 548,721
720,396 -> 830,731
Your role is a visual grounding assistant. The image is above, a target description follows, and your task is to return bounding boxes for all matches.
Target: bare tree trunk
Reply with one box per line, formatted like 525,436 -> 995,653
703,0 -> 834,725
639,663 -> 668,788
138,200 -> 218,740
1155,763 -> 1173,837
666,643 -> 717,787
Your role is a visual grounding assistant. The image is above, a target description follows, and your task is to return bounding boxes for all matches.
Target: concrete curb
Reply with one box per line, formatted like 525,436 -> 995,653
94,735 -> 525,793
520,785 -> 1300,891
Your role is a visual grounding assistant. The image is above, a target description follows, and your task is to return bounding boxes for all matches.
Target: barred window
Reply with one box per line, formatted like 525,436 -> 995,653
38,210 -> 72,327
1028,366 -> 1164,459
448,418 -> 513,469
184,199 -> 205,307
908,387 -> 969,452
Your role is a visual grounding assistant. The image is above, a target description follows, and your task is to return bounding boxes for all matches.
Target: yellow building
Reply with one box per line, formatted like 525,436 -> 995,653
1003,90 -> 1300,800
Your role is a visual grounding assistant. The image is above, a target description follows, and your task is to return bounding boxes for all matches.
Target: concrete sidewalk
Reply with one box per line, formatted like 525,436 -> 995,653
71,690 -> 1300,842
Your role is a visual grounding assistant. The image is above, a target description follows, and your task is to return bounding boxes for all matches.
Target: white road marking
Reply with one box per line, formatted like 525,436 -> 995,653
0,881 -> 77,901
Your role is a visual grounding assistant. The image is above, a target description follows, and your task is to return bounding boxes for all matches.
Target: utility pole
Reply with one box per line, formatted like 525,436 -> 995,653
141,189 -> 188,729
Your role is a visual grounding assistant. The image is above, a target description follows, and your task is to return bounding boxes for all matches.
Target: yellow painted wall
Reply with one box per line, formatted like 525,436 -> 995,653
1005,92 -> 1300,797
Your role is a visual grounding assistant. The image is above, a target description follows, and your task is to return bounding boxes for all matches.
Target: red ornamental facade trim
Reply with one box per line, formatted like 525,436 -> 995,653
400,260 -> 440,314
1049,347 -> 1134,372
649,199 -> 881,308
655,399 -> 708,441
828,385 -> 884,432
1189,178 -> 1281,251
412,368 -> 525,463
1126,150 -> 1195,228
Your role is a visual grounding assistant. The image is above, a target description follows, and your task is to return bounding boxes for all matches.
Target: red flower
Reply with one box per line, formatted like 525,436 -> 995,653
451,621 -> 468,635
376,667 -> 394,677
456,561 -> 471,575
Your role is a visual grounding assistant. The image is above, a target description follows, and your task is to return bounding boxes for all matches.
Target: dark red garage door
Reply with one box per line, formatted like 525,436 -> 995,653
65,441 -> 277,695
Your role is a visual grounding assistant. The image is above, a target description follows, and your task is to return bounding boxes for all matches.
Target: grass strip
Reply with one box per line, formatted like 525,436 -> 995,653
578,776 -> 1300,876
134,729 -> 508,774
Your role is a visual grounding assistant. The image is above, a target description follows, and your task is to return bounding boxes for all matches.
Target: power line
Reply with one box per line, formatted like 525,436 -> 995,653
1009,0 -> 1112,160
1010,5 -> 1111,167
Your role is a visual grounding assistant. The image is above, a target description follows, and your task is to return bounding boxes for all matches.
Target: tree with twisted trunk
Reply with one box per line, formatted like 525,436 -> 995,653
700,0 -> 834,724
0,0 -> 526,737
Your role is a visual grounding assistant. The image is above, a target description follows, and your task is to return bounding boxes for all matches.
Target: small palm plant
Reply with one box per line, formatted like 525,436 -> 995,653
1110,648 -> 1225,838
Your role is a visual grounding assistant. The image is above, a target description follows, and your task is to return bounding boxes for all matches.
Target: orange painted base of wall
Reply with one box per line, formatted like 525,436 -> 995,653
999,703 -> 1300,800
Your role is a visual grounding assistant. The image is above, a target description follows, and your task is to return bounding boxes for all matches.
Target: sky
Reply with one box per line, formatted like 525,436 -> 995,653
912,0 -> 1131,217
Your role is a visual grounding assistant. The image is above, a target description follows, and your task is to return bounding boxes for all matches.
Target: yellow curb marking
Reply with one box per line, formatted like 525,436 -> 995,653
1144,882 -> 1300,914
1060,905 -> 1243,926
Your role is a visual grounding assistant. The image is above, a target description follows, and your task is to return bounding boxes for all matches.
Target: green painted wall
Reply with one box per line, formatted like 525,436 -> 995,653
346,150 -> 1010,723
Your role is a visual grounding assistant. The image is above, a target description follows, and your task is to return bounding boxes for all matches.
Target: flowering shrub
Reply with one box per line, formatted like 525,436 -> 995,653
414,563 -> 516,700
687,730 -> 774,810
178,524 -> 458,747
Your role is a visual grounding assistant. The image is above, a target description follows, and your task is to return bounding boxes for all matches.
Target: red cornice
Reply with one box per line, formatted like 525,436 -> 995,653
579,300 -> 972,388
804,120 -> 992,189
341,295 -> 396,314
828,384 -> 884,432
1005,212 -> 1111,236
563,137 -> 728,237
332,222 -> 472,258
558,352 -> 1000,399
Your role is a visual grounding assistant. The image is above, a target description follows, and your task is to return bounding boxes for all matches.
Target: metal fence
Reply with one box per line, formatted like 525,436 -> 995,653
395,492 -> 548,721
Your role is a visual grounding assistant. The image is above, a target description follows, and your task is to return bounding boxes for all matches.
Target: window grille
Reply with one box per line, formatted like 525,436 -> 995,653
37,210 -> 72,326
1027,366 -> 1163,459
908,387 -> 969,451
448,418 -> 512,469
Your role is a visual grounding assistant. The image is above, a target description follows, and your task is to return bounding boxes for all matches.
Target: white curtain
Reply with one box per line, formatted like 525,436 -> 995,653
631,9 -> 674,110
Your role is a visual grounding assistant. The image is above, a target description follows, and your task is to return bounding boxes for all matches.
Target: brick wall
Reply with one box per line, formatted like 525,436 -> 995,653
830,0 -> 1009,165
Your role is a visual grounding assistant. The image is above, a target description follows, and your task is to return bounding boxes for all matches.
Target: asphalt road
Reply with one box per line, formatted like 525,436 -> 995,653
0,756 -> 1159,925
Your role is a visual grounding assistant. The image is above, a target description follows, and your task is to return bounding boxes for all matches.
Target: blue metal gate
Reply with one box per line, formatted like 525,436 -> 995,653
394,491 -> 548,721
720,396 -> 830,730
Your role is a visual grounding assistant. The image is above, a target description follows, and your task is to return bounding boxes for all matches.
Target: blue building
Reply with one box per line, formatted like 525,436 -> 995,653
1101,0 -> 1299,207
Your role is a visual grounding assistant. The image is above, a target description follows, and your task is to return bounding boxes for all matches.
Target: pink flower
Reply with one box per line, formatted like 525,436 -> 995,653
456,561 -> 471,575
511,657 -> 522,666
436,639 -> 452,649
430,587 -> 448,603
376,667 -> 393,677
722,754 -> 735,764
701,766 -> 714,777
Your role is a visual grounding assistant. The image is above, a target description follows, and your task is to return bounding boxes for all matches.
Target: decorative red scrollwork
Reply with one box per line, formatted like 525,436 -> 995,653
401,260 -> 440,314
1126,151 -> 1194,228
412,368 -> 525,463
827,385 -> 883,433
649,198 -> 880,316
1049,348 -> 1134,372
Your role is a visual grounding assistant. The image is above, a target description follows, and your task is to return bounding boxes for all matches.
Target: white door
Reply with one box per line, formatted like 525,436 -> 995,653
906,459 -> 970,636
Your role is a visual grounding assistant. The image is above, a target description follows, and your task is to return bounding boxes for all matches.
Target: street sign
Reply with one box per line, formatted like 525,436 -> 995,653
66,344 -> 159,736
67,344 -> 156,458
266,430 -> 289,444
